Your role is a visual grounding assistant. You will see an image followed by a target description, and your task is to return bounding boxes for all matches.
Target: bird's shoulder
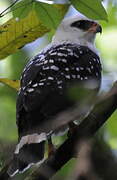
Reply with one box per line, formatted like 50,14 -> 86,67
16,43 -> 101,119
21,43 -> 100,85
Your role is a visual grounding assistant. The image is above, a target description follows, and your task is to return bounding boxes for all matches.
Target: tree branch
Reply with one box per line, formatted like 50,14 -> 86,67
0,81 -> 117,180
24,81 -> 117,180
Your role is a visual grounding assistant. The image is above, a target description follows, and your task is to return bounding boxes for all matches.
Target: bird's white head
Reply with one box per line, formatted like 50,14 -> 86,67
52,15 -> 102,53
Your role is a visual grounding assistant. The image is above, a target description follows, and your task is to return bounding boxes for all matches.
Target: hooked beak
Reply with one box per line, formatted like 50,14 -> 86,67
88,22 -> 102,34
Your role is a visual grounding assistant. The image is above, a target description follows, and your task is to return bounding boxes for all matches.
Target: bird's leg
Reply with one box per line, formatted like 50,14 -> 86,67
68,121 -> 78,137
47,136 -> 56,157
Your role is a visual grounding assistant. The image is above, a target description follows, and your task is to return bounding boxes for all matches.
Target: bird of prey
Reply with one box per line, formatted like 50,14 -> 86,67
8,15 -> 102,176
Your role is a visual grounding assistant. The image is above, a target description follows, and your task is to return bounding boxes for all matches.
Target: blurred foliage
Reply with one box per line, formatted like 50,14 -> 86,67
70,0 -> 108,21
51,159 -> 76,180
107,111 -> 117,137
0,0 -> 116,179
0,47 -> 28,141
97,2 -> 117,70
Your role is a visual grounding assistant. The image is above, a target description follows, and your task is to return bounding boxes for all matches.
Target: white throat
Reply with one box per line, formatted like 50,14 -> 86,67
52,31 -> 98,55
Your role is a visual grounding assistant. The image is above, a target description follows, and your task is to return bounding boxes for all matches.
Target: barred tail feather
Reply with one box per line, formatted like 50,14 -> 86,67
7,133 -> 46,177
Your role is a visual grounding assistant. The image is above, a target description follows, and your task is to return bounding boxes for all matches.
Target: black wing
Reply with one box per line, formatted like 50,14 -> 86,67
17,43 -> 102,138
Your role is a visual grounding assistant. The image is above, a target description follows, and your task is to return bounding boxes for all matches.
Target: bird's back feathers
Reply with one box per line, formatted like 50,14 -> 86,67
8,43 -> 102,176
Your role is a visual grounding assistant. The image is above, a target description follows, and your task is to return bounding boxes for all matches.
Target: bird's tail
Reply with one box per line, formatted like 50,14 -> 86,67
7,133 -> 46,177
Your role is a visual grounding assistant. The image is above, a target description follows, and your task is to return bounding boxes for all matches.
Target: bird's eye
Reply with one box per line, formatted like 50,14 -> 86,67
75,21 -> 81,27
71,21 -> 81,28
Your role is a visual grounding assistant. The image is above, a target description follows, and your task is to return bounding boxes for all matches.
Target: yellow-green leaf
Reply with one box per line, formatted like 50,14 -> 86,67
0,10 -> 49,60
0,4 -> 69,59
0,78 -> 20,90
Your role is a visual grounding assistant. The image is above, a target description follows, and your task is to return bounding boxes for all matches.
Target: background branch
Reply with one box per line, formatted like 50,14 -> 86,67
69,139 -> 100,180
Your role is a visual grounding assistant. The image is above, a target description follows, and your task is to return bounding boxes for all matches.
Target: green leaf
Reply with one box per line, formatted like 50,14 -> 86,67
34,2 -> 69,29
11,0 -> 33,19
0,3 -> 68,59
70,0 -> 108,21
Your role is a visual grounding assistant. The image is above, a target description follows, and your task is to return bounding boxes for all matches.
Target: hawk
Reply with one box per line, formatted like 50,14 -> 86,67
8,15 -> 102,176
